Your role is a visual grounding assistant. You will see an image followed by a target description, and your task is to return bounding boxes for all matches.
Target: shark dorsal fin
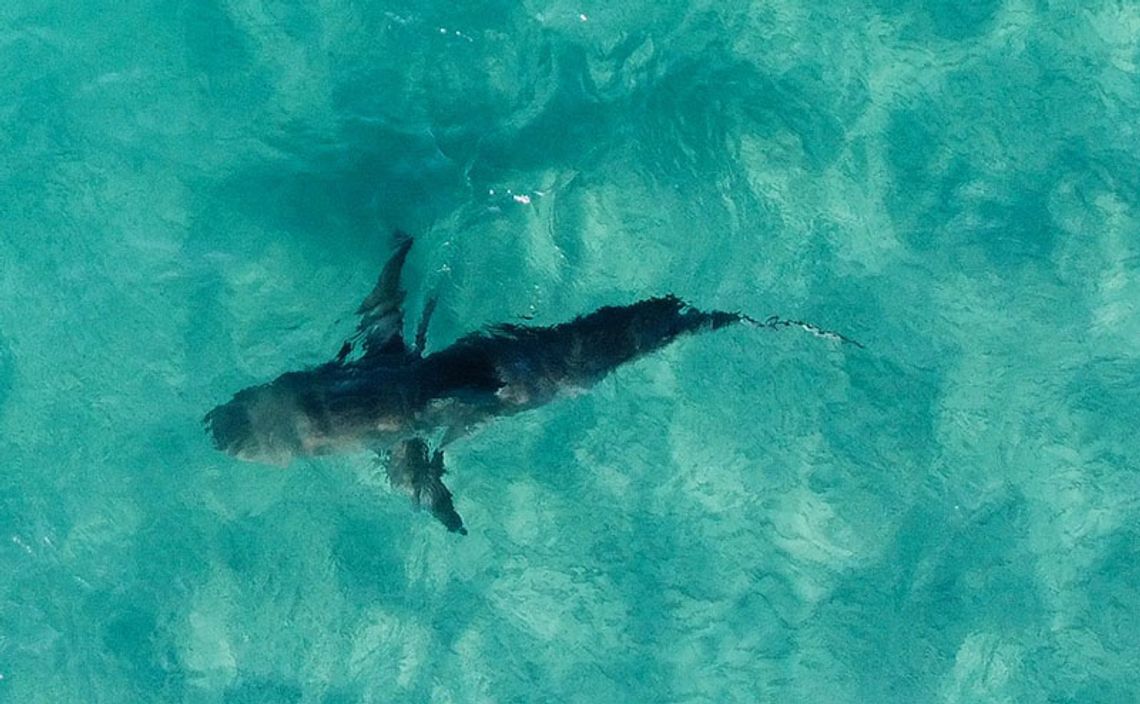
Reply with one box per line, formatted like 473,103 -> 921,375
351,232 -> 414,359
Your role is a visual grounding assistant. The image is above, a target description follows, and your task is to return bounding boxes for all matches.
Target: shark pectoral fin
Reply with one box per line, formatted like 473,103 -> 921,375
413,295 -> 437,356
420,450 -> 467,535
386,438 -> 467,535
353,233 -> 414,358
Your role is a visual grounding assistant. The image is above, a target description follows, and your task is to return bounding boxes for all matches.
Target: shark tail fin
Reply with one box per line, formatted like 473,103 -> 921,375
739,313 -> 864,349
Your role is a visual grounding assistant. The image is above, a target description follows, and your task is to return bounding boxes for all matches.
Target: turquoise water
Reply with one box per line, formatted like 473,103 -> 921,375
3,1 -> 1139,701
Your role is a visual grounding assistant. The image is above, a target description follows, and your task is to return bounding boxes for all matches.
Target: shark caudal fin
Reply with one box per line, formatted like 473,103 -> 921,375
741,313 -> 864,348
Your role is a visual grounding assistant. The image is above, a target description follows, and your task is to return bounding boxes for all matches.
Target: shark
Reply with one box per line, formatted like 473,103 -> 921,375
204,233 -> 855,534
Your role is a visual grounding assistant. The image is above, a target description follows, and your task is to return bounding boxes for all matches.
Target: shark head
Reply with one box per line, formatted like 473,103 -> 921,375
203,373 -> 315,467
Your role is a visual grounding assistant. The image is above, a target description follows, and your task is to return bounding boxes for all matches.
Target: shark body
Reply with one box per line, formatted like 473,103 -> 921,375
205,235 -> 751,534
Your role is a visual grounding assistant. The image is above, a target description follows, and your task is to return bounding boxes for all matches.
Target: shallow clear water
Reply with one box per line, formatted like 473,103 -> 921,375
2,1 -> 1139,702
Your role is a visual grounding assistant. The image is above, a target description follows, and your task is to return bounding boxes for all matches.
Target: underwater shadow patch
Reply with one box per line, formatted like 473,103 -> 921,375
884,107 -> 1059,267
224,676 -> 303,704
0,332 -> 13,417
210,120 -> 469,245
811,488 -> 1045,700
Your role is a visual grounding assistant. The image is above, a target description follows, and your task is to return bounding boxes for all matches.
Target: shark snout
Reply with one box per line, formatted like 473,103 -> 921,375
203,398 -> 252,455
202,386 -> 302,467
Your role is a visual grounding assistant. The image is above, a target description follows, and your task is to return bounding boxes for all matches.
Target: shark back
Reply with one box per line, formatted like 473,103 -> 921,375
419,296 -> 744,412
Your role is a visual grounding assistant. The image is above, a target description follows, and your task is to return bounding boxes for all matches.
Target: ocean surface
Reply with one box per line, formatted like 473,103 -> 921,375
2,1 -> 1139,702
